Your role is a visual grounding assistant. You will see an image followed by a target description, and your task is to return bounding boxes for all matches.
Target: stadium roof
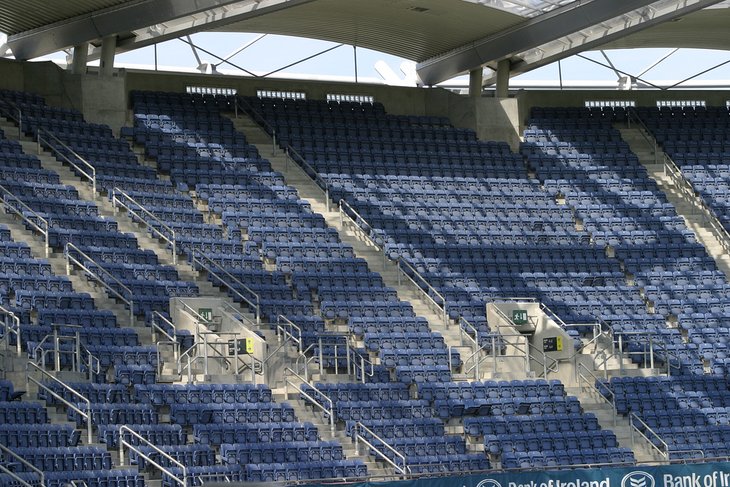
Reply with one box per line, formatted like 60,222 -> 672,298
1,0 -> 729,86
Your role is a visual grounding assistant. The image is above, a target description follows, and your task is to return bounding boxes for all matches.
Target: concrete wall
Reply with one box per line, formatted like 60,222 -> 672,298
125,69 -> 524,143
6,57 -> 730,146
516,88 -> 730,129
0,58 -> 80,110
78,74 -> 127,134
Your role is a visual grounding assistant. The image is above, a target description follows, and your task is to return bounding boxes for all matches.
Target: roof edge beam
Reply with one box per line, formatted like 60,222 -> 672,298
416,0 -> 660,86
84,0 -> 314,63
481,0 -> 725,86
6,0 -> 308,61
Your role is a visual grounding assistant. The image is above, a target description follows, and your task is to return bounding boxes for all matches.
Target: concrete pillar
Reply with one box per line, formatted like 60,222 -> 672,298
496,59 -> 511,98
71,43 -> 89,75
99,35 -> 117,77
469,68 -> 483,98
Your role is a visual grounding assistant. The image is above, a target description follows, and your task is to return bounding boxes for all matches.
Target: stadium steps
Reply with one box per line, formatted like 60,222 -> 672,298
565,385 -> 664,464
619,127 -> 730,278
273,380 -> 408,479
0,190 -> 138,334
11,129 -> 280,382
231,114 -> 490,381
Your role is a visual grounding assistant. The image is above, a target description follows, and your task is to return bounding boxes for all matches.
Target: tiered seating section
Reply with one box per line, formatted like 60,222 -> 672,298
6,84 -> 730,480
527,105 -> 730,462
249,95 -> 637,470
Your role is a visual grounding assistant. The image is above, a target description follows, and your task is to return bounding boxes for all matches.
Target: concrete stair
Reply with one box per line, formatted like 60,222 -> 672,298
619,126 -> 730,279
272,383 -> 399,479
230,113 -> 492,380
566,385 -> 666,465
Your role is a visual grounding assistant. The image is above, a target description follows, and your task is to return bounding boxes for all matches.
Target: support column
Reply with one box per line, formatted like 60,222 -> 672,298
496,59 -> 511,98
71,43 -> 89,75
99,35 -> 117,77
469,68 -> 483,98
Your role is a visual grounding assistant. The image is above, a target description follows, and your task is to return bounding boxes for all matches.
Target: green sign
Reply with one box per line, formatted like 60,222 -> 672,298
198,308 -> 213,322
512,309 -> 529,325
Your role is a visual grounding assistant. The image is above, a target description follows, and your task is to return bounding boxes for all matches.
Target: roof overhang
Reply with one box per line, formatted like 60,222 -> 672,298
2,0 -> 730,85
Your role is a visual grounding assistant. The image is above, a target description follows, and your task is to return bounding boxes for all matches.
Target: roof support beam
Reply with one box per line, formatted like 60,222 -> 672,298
6,0 -> 314,61
480,0 -> 725,87
417,0 -> 700,86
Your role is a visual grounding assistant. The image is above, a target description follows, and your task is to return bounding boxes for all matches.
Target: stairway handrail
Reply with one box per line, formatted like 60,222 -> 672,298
0,304 -> 21,356
0,443 -> 45,487
354,421 -> 410,476
285,367 -> 335,434
630,412 -> 670,460
396,257 -> 448,326
235,97 -> 277,155
220,300 -> 258,330
191,250 -> 260,324
276,315 -> 302,354
347,344 -> 375,383
577,362 -> 617,425
119,425 -> 187,487
151,311 -> 177,344
0,443 -> 46,487
338,199 -> 381,249
285,144 -> 332,210
664,152 -> 730,255
37,127 -> 96,195
0,183 -> 49,257
627,108 -> 658,164
111,187 -> 177,264
27,361 -> 93,444
64,242 -> 135,326
0,99 -> 23,138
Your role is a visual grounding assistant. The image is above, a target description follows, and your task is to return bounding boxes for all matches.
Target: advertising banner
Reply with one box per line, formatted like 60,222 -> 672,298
308,462 -> 730,487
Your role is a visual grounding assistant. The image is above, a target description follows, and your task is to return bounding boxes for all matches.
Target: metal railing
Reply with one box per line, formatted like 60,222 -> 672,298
630,412 -> 670,460
353,421 -> 409,476
630,333 -> 684,376
663,152 -> 730,255
0,304 -> 21,356
339,199 -> 383,253
220,300 -> 258,330
627,108 -> 659,164
348,344 -> 376,383
79,342 -> 101,381
235,97 -> 277,155
286,146 -> 332,211
37,128 -> 97,195
294,343 -> 319,381
397,257 -> 447,326
0,100 -> 22,138
0,183 -> 49,257
0,443 -> 44,487
490,306 -> 533,372
285,367 -> 335,434
577,362 -> 617,425
191,251 -> 260,324
119,425 -> 187,487
111,187 -> 177,264
27,361 -> 93,444
276,315 -> 303,355
236,96 -> 335,211
150,311 -> 178,346
65,242 -> 135,326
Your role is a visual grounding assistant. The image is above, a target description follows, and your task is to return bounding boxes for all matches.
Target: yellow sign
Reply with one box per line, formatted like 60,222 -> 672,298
244,337 -> 254,354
